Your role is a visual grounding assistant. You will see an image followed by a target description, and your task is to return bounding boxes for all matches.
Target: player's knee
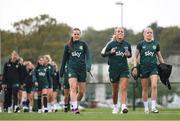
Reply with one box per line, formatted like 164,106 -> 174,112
151,85 -> 157,91
70,86 -> 77,93
120,85 -> 127,92
142,87 -> 148,92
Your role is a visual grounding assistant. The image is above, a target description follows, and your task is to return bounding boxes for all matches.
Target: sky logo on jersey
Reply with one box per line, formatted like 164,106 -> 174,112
72,51 -> 81,57
7,64 -> 11,67
116,51 -> 124,57
39,72 -> 46,76
145,51 -> 154,56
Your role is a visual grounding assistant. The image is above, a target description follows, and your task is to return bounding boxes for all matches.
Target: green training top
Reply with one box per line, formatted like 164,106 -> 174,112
102,40 -> 132,71
59,40 -> 92,77
33,65 -> 51,87
137,40 -> 160,67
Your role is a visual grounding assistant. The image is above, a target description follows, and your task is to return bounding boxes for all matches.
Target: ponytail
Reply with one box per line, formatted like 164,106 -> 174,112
67,36 -> 73,48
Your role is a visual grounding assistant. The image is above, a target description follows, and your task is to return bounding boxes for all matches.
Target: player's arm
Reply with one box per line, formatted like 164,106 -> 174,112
84,42 -> 92,72
59,45 -> 69,77
101,39 -> 113,55
101,42 -> 116,57
134,49 -> 140,67
124,43 -> 132,58
32,69 -> 38,86
131,48 -> 140,77
157,51 -> 165,64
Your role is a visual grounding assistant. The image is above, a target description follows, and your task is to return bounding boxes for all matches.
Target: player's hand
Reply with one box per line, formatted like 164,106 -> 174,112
124,50 -> 130,57
111,47 -> 117,53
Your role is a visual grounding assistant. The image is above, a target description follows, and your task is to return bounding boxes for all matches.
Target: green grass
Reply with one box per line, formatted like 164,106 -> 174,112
0,108 -> 180,120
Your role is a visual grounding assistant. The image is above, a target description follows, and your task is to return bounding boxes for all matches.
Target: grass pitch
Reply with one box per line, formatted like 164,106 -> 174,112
0,108 -> 179,120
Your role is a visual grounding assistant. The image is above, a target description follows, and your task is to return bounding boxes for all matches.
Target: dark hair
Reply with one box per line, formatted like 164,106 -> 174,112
67,28 -> 81,48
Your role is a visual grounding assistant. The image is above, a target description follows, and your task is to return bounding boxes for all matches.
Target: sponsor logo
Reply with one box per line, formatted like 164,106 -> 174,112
39,72 -> 46,76
72,51 -> 81,57
7,64 -> 11,67
145,51 -> 154,56
115,51 -> 124,57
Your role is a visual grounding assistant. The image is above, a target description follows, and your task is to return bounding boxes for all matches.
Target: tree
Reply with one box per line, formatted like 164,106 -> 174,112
2,14 -> 71,65
159,26 -> 180,57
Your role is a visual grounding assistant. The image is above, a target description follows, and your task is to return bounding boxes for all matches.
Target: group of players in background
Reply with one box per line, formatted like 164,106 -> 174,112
0,52 -> 70,113
0,26 -> 165,115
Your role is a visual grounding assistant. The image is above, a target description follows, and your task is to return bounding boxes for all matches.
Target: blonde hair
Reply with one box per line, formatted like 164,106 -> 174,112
11,50 -> 19,57
23,61 -> 31,66
43,54 -> 52,63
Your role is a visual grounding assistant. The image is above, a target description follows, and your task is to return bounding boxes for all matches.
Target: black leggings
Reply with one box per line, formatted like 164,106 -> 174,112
6,86 -> 19,108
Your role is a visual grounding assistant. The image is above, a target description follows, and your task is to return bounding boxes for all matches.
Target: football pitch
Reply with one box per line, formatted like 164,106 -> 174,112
0,108 -> 179,120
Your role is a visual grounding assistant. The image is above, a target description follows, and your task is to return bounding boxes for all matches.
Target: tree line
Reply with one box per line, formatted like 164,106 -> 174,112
1,14 -> 180,65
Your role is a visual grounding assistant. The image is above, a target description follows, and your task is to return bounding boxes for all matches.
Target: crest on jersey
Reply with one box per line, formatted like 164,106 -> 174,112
142,46 -> 146,49
153,45 -> 156,50
79,46 -> 83,50
68,73 -> 72,77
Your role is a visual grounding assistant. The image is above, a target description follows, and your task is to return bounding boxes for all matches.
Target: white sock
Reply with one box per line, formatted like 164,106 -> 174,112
143,101 -> 149,111
71,101 -> 78,109
113,104 -> 118,109
29,106 -> 32,111
53,104 -> 57,110
121,104 -> 127,110
151,100 -> 156,109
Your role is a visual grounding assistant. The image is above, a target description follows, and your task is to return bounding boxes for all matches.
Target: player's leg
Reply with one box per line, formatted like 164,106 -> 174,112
141,78 -> 149,113
150,74 -> 159,113
120,77 -> 129,114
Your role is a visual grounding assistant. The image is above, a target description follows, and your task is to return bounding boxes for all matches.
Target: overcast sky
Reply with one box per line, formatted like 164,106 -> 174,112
1,0 -> 180,32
